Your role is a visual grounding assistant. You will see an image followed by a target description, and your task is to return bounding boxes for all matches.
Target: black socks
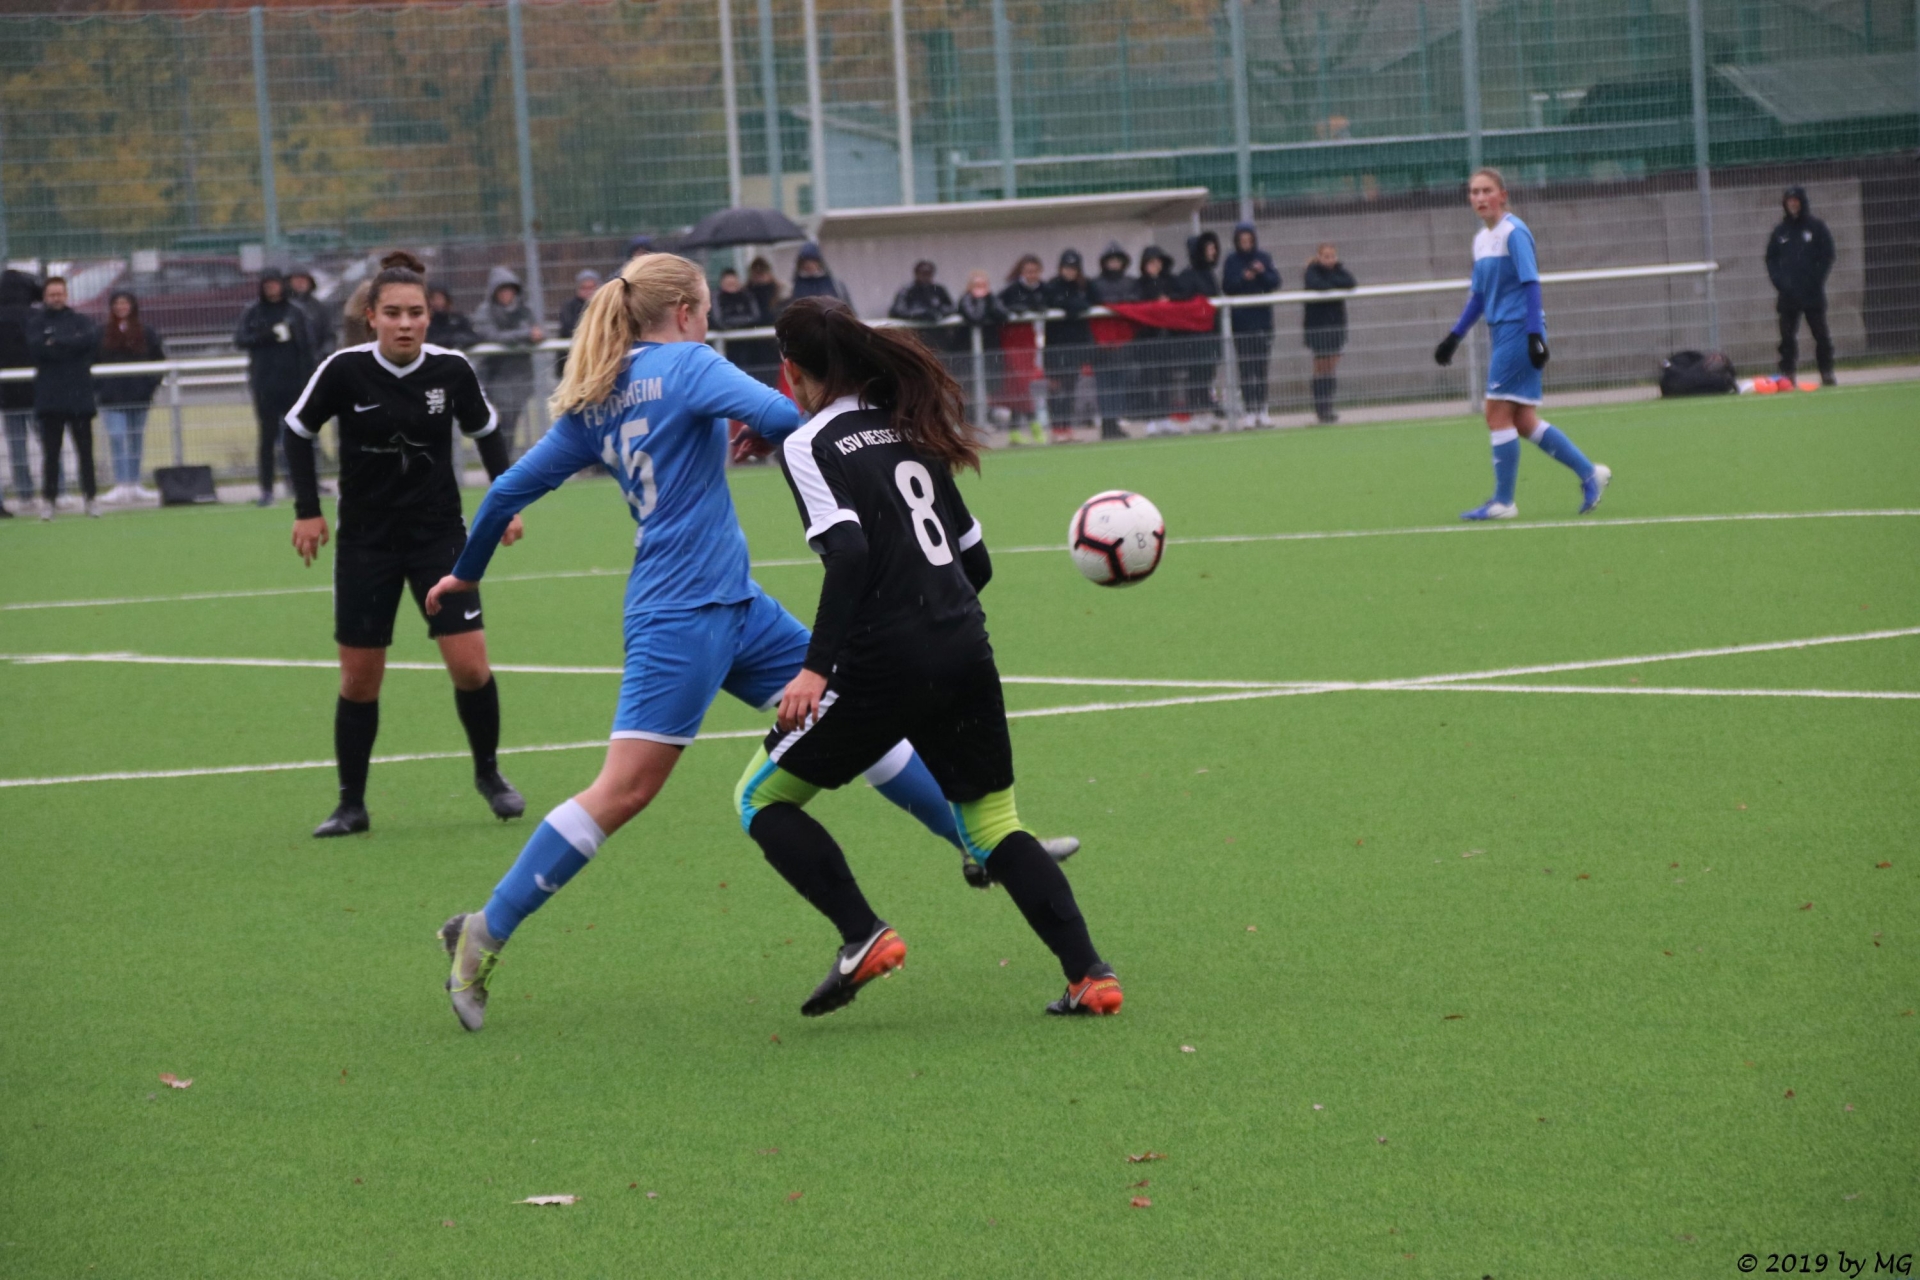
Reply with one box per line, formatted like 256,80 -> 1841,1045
454,676 -> 501,776
1311,375 -> 1337,420
749,803 -> 881,946
987,831 -> 1101,982
334,696 -> 379,807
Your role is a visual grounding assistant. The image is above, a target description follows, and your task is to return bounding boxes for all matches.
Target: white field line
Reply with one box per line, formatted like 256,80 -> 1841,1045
3,627 -> 1913,790
5,508 -> 1916,613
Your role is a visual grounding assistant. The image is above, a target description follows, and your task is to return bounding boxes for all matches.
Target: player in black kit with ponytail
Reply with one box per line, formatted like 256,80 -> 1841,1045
283,251 -> 529,837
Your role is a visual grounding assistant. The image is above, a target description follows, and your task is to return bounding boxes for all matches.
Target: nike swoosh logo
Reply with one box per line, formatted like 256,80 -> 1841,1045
838,952 -> 861,976
353,402 -> 380,413
464,609 -> 482,620
535,874 -> 560,893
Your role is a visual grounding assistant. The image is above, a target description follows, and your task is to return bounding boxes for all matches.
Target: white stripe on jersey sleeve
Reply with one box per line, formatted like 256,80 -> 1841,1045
957,517 -> 984,551
435,347 -> 500,440
781,396 -> 864,541
283,343 -> 374,439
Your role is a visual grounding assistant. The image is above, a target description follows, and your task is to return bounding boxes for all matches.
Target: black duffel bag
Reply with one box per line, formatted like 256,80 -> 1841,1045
154,465 -> 219,505
1659,350 -> 1738,397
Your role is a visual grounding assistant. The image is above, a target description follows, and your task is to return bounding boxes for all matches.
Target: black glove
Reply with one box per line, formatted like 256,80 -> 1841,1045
1433,332 -> 1461,367
1528,333 -> 1550,369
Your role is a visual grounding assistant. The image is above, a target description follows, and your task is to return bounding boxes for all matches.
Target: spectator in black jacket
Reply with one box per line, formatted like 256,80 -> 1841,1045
426,287 -> 478,351
1134,245 -> 1185,433
1765,185 -> 1837,386
235,266 -> 316,506
1222,221 -> 1280,426
553,270 -> 599,377
287,267 -> 335,360
1178,231 -> 1223,425
889,259 -> 959,362
732,259 -> 785,388
1302,242 -> 1356,424
998,255 -> 1049,443
1044,249 -> 1092,438
1087,242 -> 1138,439
956,268 -> 1010,418
711,267 -> 771,380
0,269 -> 41,516
790,243 -> 853,308
97,291 -> 165,503
26,276 -> 101,518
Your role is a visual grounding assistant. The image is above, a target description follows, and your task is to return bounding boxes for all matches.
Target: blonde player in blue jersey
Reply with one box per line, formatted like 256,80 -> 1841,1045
1433,167 -> 1611,520
420,254 -> 1073,1031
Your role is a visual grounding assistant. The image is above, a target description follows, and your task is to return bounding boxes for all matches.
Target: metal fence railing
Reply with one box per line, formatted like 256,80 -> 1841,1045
0,260 -> 1720,495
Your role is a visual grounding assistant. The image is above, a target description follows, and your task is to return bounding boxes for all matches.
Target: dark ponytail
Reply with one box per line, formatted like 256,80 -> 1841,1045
775,297 -> 981,474
367,250 -> 428,310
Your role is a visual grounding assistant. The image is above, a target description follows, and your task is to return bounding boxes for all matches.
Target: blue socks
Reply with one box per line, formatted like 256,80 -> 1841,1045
483,799 -> 606,942
1489,428 -> 1521,505
1531,422 -> 1595,481
864,741 -> 961,848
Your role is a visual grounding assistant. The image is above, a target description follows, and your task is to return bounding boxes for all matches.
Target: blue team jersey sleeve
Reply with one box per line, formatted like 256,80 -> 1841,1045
450,416 -> 601,582
1508,221 -> 1540,284
684,343 -> 802,442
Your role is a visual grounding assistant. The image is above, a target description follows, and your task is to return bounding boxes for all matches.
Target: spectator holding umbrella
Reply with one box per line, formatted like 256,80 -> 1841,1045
0,269 -> 41,517
1222,222 -> 1280,427
426,286 -> 477,350
1765,185 -> 1837,388
472,266 -> 544,456
235,266 -> 317,506
1301,242 -> 1356,424
26,276 -> 101,519
790,243 -> 853,308
288,266 -> 335,360
96,290 -> 165,504
1043,249 -> 1092,440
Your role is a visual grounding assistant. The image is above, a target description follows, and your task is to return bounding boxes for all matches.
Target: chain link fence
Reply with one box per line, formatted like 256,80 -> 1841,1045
0,0 -> 1914,491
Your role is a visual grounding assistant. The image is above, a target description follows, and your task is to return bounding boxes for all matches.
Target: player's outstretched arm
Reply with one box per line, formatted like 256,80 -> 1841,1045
448,419 -> 596,586
688,344 -> 802,445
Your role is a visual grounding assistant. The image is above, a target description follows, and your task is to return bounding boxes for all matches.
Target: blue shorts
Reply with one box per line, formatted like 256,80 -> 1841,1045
1485,322 -> 1543,406
610,582 -> 810,746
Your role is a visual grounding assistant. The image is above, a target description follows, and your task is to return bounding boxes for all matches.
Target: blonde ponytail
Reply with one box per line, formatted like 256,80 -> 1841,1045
549,252 -> 709,416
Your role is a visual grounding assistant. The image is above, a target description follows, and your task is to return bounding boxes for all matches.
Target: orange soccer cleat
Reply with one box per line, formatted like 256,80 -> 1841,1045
1046,963 -> 1124,1016
800,923 -> 907,1017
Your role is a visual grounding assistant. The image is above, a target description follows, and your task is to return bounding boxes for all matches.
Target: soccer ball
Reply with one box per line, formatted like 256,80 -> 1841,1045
1069,490 -> 1166,587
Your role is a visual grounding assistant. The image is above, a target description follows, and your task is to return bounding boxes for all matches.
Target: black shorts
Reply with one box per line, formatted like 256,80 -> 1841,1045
1304,325 -> 1347,356
765,656 -> 1015,804
333,520 -> 483,649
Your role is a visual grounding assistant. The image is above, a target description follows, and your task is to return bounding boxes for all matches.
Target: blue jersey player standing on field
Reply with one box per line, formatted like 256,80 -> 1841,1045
421,254 -> 1074,1031
1433,167 -> 1610,521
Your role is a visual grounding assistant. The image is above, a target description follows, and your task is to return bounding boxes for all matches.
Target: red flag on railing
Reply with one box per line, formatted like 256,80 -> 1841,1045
1104,297 -> 1219,333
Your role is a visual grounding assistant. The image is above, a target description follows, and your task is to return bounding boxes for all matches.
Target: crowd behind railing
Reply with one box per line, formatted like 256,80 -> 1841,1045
0,213 -> 1744,519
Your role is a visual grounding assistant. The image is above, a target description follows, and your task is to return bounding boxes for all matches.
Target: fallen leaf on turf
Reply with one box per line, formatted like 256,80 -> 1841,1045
1130,1179 -> 1150,1188
1843,1193 -> 1860,1201
787,1192 -> 803,1202
1130,1197 -> 1152,1209
1663,951 -> 1674,956
1354,838 -> 1363,847
999,959 -> 1008,967
1784,1089 -> 1795,1099
1195,768 -> 1208,774
629,1183 -> 637,1189
1312,1104 -> 1324,1111
1844,1104 -> 1854,1112
1246,925 -> 1257,932
1876,861 -> 1892,868
1442,1013 -> 1465,1020
1126,1152 -> 1165,1164
1799,902 -> 1814,911
719,882 -> 727,889
1376,1136 -> 1388,1145
1224,837 -> 1236,845
757,1147 -> 779,1156
1905,1011 -> 1916,1017
519,1195 -> 578,1206
646,1191 -> 658,1199
353,1178 -> 363,1185
1670,862 -> 1680,869
1461,850 -> 1479,858
1676,1233 -> 1696,1243
1737,804 -> 1747,810
1576,874 -> 1590,881
769,1034 -> 781,1044
1180,1045 -> 1196,1053
158,1074 -> 192,1090
1537,1117 -> 1547,1123
443,1220 -> 455,1228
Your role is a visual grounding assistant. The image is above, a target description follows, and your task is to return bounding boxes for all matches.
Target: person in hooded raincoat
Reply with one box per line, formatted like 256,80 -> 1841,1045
1764,185 -> 1837,387
472,266 -> 546,456
1042,250 -> 1092,438
789,243 -> 854,309
1221,222 -> 1280,426
1086,242 -> 1138,439
1177,232 -> 1224,425
1133,245 -> 1187,434
235,266 -> 317,506
1301,242 -> 1356,424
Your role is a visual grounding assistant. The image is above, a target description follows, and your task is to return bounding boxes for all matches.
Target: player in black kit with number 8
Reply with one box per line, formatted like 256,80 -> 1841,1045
283,251 -> 528,837
732,297 -> 1122,1019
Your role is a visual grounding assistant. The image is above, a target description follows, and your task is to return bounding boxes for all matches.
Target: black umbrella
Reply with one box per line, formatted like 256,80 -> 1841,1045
674,207 -> 807,251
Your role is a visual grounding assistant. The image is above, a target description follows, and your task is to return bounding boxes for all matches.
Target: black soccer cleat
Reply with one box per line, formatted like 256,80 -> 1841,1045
475,770 -> 525,821
800,922 -> 907,1017
313,802 -> 371,838
962,836 -> 1080,889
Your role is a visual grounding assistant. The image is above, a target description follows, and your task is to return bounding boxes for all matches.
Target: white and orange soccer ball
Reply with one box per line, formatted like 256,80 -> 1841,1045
1068,490 -> 1165,587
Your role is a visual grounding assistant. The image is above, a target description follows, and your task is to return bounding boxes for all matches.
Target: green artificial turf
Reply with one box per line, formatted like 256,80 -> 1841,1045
2,384 -> 1917,1278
